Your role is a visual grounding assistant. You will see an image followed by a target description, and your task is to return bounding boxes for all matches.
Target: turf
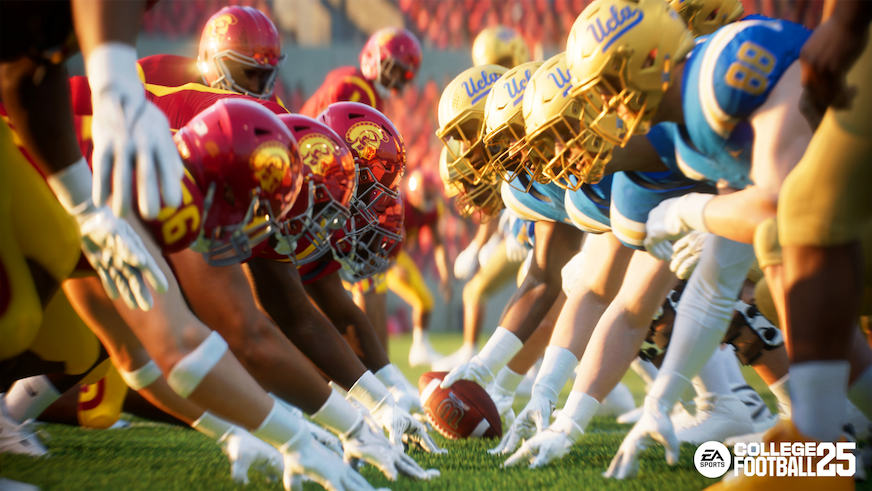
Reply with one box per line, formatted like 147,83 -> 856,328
1,333 -> 868,491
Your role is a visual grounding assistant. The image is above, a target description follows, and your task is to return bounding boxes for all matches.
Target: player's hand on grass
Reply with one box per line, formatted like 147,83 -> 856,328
644,194 -> 713,263
670,231 -> 707,280
441,357 -> 494,389
306,420 -> 344,457
489,393 -> 553,455
284,428 -> 379,491
87,44 -> 184,220
375,403 -> 446,455
217,427 -> 283,485
342,415 -> 441,481
603,396 -> 679,480
502,428 -> 574,469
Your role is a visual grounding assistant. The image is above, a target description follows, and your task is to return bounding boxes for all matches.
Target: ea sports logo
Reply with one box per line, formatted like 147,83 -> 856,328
695,441 -> 730,478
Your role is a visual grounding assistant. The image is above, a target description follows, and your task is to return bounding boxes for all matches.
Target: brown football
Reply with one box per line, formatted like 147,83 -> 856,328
418,371 -> 502,440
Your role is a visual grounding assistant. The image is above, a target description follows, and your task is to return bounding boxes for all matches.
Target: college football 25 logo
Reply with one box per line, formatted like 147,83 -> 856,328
345,121 -> 388,161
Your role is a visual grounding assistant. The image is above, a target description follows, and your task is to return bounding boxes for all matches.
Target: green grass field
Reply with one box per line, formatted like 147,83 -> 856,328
1,333 -> 868,490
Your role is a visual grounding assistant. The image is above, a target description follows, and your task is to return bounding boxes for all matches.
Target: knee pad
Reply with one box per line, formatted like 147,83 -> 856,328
167,331 -> 228,399
78,361 -> 128,429
119,360 -> 162,391
754,217 -> 782,270
723,300 -> 784,365
640,282 -> 686,362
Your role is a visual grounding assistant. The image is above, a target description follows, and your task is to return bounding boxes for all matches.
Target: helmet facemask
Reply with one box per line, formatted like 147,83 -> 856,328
205,50 -> 287,100
191,182 -> 279,266
282,180 -> 351,265
437,113 -> 494,185
483,116 -> 530,190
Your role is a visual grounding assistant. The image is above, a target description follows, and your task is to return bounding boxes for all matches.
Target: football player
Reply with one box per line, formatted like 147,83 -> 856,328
559,1 -> 871,487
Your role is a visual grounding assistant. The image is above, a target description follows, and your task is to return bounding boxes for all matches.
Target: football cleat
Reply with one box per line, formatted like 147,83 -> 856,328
0,397 -> 48,457
675,393 -> 754,445
730,384 -> 779,433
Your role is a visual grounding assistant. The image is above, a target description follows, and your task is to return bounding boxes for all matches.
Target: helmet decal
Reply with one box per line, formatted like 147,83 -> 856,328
298,133 -> 337,176
587,5 -> 645,52
345,121 -> 389,161
207,13 -> 238,43
249,141 -> 291,193
463,70 -> 503,104
547,66 -> 573,97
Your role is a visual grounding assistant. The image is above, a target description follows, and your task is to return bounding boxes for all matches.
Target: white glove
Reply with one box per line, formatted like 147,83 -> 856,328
502,428 -> 574,469
644,194 -> 713,262
488,392 -> 553,455
375,364 -> 426,421
47,159 -> 168,311
349,371 -> 445,454
217,428 -> 284,485
478,232 -> 502,269
505,235 -> 529,263
273,394 -> 344,457
603,396 -> 680,479
342,413 -> 441,481
87,43 -> 184,219
284,428 -> 379,491
485,382 -> 516,432
454,242 -> 481,279
441,327 -> 523,389
670,231 -> 708,280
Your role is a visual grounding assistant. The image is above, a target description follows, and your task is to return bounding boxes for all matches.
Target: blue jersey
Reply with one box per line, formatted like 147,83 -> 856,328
611,123 -> 714,249
678,17 -> 810,188
501,176 -> 571,225
565,175 -> 613,234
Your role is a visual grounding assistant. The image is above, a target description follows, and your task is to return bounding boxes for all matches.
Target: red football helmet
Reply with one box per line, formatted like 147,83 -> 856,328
360,27 -> 422,92
275,113 -> 357,264
174,98 -> 303,266
334,192 -> 404,280
317,102 -> 405,237
198,6 -> 286,99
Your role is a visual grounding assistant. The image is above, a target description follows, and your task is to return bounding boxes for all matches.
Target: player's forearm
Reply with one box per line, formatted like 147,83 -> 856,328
71,0 -> 148,59
703,187 -> 777,244
605,134 -> 668,175
473,220 -> 498,247
826,0 -> 872,30
311,287 -> 391,372
434,245 -> 451,284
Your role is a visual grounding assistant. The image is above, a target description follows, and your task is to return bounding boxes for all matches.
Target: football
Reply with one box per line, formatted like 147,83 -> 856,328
418,371 -> 502,440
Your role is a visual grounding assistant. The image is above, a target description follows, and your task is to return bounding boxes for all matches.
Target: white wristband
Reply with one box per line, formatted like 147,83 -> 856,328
270,394 -> 305,419
192,411 -> 234,441
550,391 -> 600,443
347,370 -> 393,413
647,368 -> 692,408
310,389 -> 363,438
253,398 -> 308,449
374,364 -> 408,392
477,327 -> 523,375
86,43 -> 140,94
532,346 -> 579,404
119,360 -> 162,391
46,157 -> 94,215
678,193 -> 713,233
492,366 -> 525,394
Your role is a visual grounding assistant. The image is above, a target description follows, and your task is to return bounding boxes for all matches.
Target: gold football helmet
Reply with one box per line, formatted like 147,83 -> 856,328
669,0 -> 744,36
482,61 -> 544,188
566,0 -> 695,146
523,53 -> 620,189
439,139 -> 503,222
472,26 -> 532,68
436,64 -> 509,185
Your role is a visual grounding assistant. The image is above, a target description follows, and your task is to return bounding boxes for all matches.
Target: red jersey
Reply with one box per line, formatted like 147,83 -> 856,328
136,54 -> 286,107
300,66 -> 383,118
403,196 -> 440,242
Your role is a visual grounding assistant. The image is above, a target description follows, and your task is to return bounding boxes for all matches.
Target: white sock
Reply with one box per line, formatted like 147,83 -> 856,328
412,327 -> 427,345
848,364 -> 872,422
493,367 -> 525,394
630,357 -> 658,390
768,374 -> 791,416
790,361 -> 849,442
692,347 -> 733,397
6,376 -> 62,422
721,348 -> 747,387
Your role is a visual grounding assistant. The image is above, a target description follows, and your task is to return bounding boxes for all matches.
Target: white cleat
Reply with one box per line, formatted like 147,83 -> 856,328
724,402 -> 791,447
675,393 -> 754,445
847,400 -> 871,441
669,399 -> 698,430
730,384 -> 778,433
408,339 -> 442,368
431,344 -> 475,372
0,397 -> 48,457
596,383 -> 636,417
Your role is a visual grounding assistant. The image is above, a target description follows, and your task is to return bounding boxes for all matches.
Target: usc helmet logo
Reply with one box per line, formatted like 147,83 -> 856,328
345,121 -> 388,161
298,134 -> 336,176
250,141 -> 290,193
208,13 -> 237,41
